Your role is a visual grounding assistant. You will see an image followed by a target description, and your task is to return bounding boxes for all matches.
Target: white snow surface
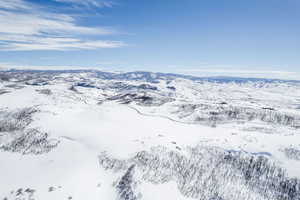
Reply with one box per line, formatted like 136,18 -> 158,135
0,71 -> 300,200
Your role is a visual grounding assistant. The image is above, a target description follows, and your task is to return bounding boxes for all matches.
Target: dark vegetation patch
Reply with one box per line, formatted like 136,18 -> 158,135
99,146 -> 300,200
0,108 -> 59,155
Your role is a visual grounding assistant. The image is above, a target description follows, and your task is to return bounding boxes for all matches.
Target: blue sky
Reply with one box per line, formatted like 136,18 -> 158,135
0,0 -> 300,79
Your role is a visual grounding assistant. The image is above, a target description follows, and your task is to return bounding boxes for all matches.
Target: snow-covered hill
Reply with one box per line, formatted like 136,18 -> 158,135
0,70 -> 300,200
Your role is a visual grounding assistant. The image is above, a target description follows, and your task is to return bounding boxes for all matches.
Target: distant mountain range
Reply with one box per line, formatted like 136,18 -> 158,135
2,68 -> 300,83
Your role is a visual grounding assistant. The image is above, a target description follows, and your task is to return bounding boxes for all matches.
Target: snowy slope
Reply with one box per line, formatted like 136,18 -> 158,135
0,70 -> 300,200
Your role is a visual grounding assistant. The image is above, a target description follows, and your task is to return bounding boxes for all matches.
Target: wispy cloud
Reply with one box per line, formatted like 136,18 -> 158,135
0,0 -> 124,51
0,62 -> 101,70
179,68 -> 296,75
0,0 -> 31,10
53,0 -> 114,8
0,36 -> 125,51
174,65 -> 300,80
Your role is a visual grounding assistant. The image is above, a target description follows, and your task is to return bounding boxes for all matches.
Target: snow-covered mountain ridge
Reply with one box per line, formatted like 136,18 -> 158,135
0,70 -> 300,200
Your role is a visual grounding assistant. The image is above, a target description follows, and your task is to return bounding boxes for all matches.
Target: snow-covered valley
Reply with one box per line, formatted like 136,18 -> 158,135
0,70 -> 300,200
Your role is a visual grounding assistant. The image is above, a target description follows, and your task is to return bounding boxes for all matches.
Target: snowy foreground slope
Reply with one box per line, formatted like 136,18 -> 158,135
0,70 -> 300,200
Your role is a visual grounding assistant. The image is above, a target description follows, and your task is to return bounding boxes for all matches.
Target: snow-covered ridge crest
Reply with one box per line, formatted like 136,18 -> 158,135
2,68 -> 300,83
